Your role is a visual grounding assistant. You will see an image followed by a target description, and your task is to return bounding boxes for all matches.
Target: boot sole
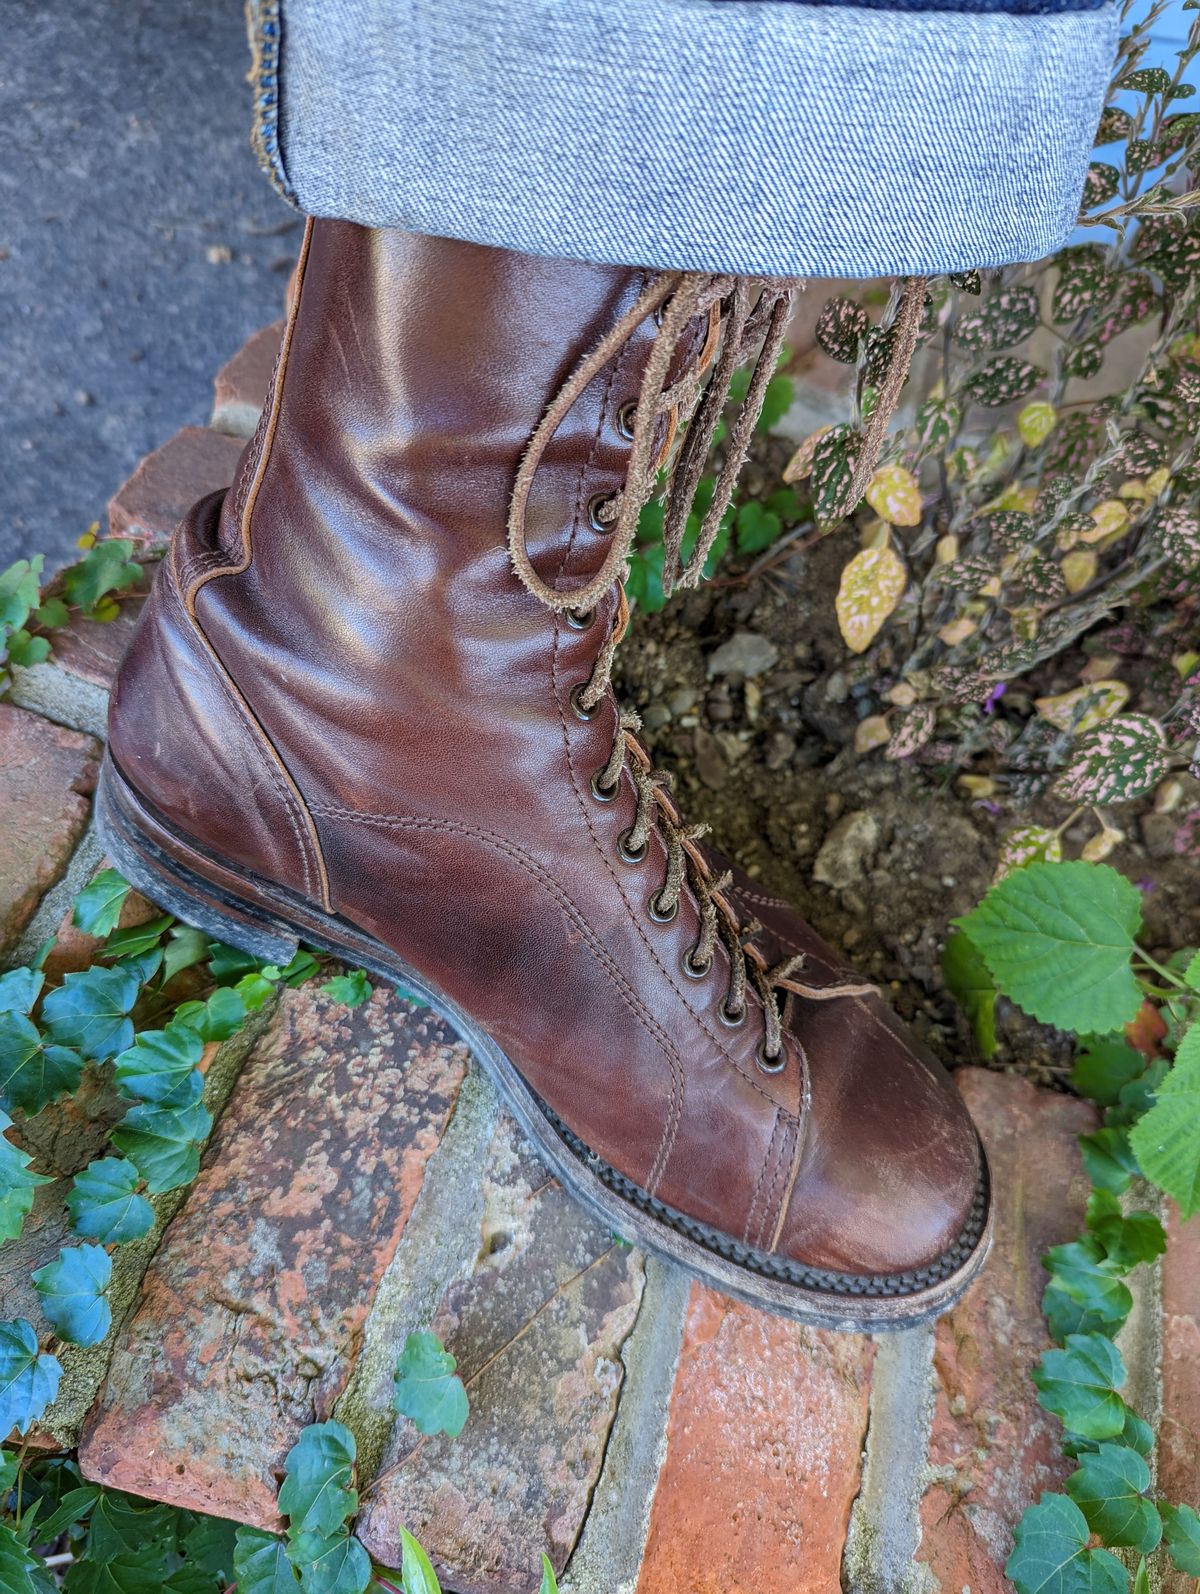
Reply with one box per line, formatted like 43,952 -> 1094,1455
97,750 -> 993,1331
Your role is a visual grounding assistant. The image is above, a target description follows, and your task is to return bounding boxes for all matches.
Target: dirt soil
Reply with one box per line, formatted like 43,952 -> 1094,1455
614,515 -> 1200,1091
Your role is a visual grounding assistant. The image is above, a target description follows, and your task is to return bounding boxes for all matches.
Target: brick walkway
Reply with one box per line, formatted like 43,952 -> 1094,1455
3,325 -> 1197,1593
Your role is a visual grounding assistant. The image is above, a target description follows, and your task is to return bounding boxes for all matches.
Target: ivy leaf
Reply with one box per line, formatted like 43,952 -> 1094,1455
963,357 -> 1044,408
1084,1191 -> 1166,1270
393,1331 -> 469,1439
941,931 -> 997,1059
160,927 -> 210,986
1161,1502 -> 1200,1575
1128,1026 -> 1200,1216
0,1012 -> 85,1116
1044,1278 -> 1125,1344
278,1422 -> 359,1541
67,1158 -> 155,1245
0,967 -> 43,1015
233,1527 -> 301,1592
1043,1239 -> 1133,1332
1064,1405 -> 1154,1461
0,1318 -> 63,1434
0,556 -> 42,631
1071,1039 -> 1145,1107
814,296 -> 868,362
111,1100 -> 213,1194
41,966 -> 140,1061
0,1523 -> 56,1594
1033,1333 -> 1128,1440
1052,715 -> 1171,806
1006,1493 -> 1128,1594
954,861 -> 1143,1036
113,1023 -> 204,1104
834,544 -> 907,655
72,869 -> 131,938
399,1528 -> 443,1594
319,971 -> 372,1010
287,1531 -> 372,1594
1080,1128 -> 1139,1196
1064,1443 -> 1161,1551
103,914 -> 172,963
174,985 -> 247,1043
32,1244 -> 113,1347
538,1553 -> 559,1594
1,1113 -> 52,1242
63,1555 -> 167,1594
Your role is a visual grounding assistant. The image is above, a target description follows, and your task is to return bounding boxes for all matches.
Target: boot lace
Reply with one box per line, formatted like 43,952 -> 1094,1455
508,272 -> 883,1070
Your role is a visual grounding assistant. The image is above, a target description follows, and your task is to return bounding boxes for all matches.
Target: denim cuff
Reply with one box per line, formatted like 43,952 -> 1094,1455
251,0 -> 1120,278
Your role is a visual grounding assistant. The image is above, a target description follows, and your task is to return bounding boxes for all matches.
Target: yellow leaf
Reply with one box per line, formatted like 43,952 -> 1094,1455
939,618 -> 977,645
1082,500 -> 1130,543
935,534 -> 959,564
1061,549 -> 1098,593
990,485 -> 1038,514
1017,401 -> 1057,447
888,682 -> 917,707
1082,824 -> 1123,862
783,426 -> 832,483
1145,467 -> 1169,497
835,545 -> 907,655
1034,679 -> 1129,732
854,715 -> 891,754
981,575 -> 1002,598
957,775 -> 997,799
865,466 -> 923,527
994,825 -> 1062,882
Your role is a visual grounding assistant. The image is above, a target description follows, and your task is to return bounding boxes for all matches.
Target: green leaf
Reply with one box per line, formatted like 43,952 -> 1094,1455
64,1554 -> 168,1594
1006,1493 -> 1128,1594
113,1022 -> 204,1104
0,1012 -> 85,1116
236,971 -> 276,1012
178,1511 -> 238,1584
104,914 -> 173,961
399,1528 -> 442,1594
1064,1406 -> 1154,1460
72,870 -> 131,938
954,286 -> 1040,352
538,1553 -> 559,1594
206,941 -> 265,981
1064,1443 -> 1161,1551
31,1482 -> 102,1545
756,374 -> 793,433
626,544 -> 666,613
0,1318 -> 62,1434
35,596 -> 69,629
1,1114 -> 52,1242
62,539 -> 141,613
1161,1502 -> 1200,1575
42,966 -> 140,1061
0,968 -> 43,1015
1080,1128 -> 1139,1195
67,1158 -> 155,1245
83,1491 -> 177,1561
278,1422 -> 358,1541
319,971 -> 372,1010
1044,1278 -> 1125,1344
1033,1333 -> 1128,1440
963,357 -> 1044,408
941,931 -> 998,1059
0,1522 -> 55,1594
733,501 -> 782,557
0,556 -> 43,630
1084,1192 -> 1166,1270
1052,716 -> 1171,807
175,985 -> 247,1043
954,862 -> 1143,1035
7,631 -> 51,668
1183,951 -> 1200,992
1044,1238 -> 1133,1331
234,1527 -> 301,1592
111,1100 -> 213,1194
32,1244 -> 113,1347
393,1331 -> 469,1438
1129,1027 -> 1200,1216
1071,1039 -> 1146,1108
160,927 -> 210,986
288,1531 -> 372,1594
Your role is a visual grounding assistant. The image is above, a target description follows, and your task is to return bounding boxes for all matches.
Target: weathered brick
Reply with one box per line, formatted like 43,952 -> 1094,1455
916,1068 -> 1098,1591
211,321 -> 284,438
79,986 -> 469,1523
636,1285 -> 874,1594
1160,1202 -> 1200,1594
47,596 -> 145,693
107,426 -> 243,547
0,702 -> 98,955
356,1113 -> 644,1594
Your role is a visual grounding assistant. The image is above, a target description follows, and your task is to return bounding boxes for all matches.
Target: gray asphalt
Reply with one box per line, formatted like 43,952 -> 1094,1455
1,0 -> 296,571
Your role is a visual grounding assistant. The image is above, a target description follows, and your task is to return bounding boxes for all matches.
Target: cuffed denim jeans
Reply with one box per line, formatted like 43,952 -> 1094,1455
248,0 -> 1119,277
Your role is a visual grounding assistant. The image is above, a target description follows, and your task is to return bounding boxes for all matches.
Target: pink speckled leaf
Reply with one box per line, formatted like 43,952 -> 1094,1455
1053,714 -> 1171,805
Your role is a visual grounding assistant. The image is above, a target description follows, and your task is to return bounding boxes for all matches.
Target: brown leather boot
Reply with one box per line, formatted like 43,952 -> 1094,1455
101,220 -> 991,1327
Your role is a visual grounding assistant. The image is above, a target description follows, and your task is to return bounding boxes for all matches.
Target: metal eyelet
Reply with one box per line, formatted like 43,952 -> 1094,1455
647,890 -> 678,924
566,606 -> 595,631
588,493 -> 616,533
570,684 -> 599,721
681,946 -> 711,980
756,1045 -> 787,1075
616,828 -> 647,864
590,771 -> 619,803
718,1000 -> 746,1029
615,401 -> 637,441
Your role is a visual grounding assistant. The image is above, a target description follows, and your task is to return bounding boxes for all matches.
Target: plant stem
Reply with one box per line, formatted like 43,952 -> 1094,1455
1135,945 -> 1190,988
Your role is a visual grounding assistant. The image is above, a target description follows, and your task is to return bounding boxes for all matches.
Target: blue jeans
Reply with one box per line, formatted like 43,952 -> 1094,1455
248,0 -> 1118,277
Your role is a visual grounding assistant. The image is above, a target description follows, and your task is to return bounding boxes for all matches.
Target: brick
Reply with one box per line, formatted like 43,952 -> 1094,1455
211,320 -> 284,438
107,426 -> 243,547
916,1068 -> 1099,1592
1160,1202 -> 1200,1594
356,1113 -> 644,1594
79,986 -> 469,1523
0,702 -> 98,955
47,596 -> 144,693
636,1285 -> 873,1594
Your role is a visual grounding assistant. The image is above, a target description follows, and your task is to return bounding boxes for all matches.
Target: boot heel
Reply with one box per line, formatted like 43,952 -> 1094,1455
96,753 -> 301,965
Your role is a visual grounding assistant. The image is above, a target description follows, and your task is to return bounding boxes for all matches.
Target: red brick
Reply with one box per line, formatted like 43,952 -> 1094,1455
211,321 -> 284,439
916,1068 -> 1099,1592
0,703 -> 98,954
1160,1202 -> 1200,1594
107,426 -> 243,547
636,1285 -> 874,1594
356,1113 -> 644,1594
47,596 -> 144,693
79,986 -> 469,1523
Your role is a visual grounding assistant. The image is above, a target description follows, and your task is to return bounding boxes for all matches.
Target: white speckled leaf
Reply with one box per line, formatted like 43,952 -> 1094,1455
835,545 -> 906,655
